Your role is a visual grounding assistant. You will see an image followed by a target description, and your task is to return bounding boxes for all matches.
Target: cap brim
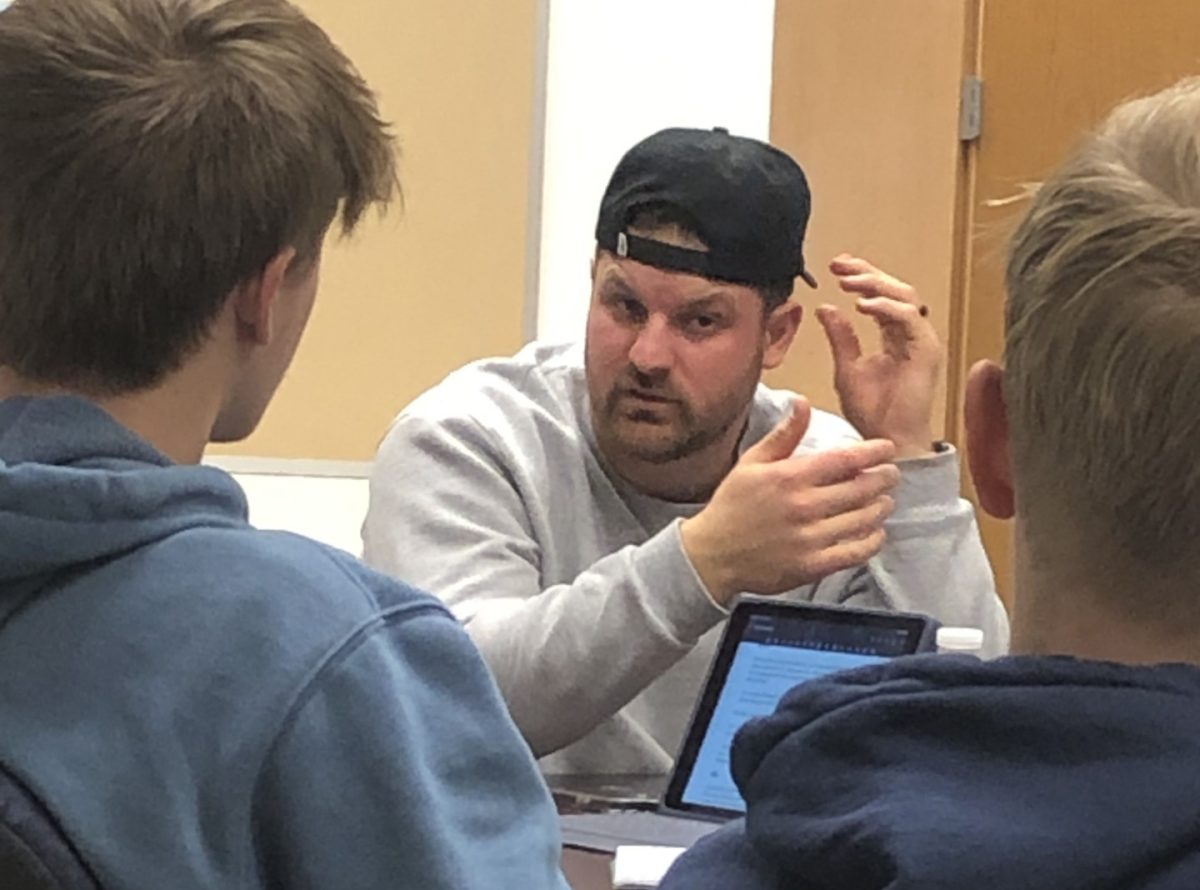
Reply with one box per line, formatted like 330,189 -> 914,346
800,269 -> 818,289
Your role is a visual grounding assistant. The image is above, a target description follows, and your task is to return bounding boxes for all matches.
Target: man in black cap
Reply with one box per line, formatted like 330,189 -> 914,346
363,128 -> 1008,774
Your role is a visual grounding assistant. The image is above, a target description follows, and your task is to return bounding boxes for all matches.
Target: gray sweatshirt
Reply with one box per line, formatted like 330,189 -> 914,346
363,341 -> 1009,774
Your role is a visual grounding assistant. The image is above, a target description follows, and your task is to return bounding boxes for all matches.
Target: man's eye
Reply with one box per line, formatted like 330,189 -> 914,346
611,297 -> 644,321
686,315 -> 721,333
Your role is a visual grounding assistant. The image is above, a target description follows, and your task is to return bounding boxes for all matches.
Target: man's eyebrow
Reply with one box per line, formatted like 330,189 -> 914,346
597,271 -> 636,294
680,291 -> 737,311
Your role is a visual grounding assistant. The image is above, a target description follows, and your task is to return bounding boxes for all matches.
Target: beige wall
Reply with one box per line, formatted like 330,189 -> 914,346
211,0 -> 542,462
218,0 -> 968,461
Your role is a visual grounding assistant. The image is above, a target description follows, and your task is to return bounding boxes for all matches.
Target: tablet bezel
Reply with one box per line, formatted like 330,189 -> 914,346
662,598 -> 931,821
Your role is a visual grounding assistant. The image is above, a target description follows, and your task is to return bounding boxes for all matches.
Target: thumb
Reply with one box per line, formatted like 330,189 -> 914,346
742,397 -> 811,464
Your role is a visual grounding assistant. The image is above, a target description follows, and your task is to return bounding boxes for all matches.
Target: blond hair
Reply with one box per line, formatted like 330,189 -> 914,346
0,0 -> 397,393
1005,77 -> 1200,612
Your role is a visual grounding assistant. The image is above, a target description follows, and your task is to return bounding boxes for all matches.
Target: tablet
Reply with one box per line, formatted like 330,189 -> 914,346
662,598 -> 932,821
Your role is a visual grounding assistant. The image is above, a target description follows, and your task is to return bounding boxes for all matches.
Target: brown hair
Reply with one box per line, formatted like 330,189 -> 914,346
0,0 -> 397,393
1004,77 -> 1200,614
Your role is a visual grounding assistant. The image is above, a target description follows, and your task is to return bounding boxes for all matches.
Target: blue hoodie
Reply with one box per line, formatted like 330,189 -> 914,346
0,397 -> 567,889
662,654 -> 1200,890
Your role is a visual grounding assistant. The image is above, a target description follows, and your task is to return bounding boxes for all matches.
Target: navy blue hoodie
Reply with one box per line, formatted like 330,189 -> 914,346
662,654 -> 1200,890
0,397 -> 567,889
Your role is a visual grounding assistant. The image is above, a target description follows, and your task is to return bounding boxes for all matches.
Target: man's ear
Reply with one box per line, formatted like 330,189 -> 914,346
965,359 -> 1015,519
233,247 -> 298,346
762,301 -> 803,371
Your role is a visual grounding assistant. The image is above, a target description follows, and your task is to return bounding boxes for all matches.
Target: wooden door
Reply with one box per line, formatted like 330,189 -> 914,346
769,0 -> 973,434
951,0 -> 1200,607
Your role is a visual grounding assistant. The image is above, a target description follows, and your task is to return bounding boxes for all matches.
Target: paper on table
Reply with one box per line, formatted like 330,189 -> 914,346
611,845 -> 687,889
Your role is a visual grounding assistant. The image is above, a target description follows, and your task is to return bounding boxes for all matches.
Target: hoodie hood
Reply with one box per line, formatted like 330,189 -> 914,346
663,654 -> 1200,890
0,396 -> 247,607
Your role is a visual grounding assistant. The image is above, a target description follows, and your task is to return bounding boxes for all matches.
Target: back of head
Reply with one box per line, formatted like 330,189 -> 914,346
1004,77 -> 1200,620
0,0 -> 396,394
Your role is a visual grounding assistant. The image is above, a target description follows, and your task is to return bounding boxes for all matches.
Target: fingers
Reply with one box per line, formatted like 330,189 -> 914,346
829,255 -> 936,352
855,296 -> 927,328
741,397 -> 812,465
802,464 -> 899,518
815,304 -> 862,370
786,438 -> 896,487
801,494 -> 895,549
829,254 -> 922,308
801,528 -> 889,580
837,272 -> 918,304
855,297 -> 941,360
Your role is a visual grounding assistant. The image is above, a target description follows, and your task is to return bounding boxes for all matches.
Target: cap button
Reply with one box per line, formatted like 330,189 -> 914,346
712,126 -> 729,134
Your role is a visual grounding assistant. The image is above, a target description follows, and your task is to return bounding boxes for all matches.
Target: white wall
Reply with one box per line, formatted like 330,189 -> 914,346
204,458 -> 371,557
535,0 -> 778,343
231,473 -> 369,557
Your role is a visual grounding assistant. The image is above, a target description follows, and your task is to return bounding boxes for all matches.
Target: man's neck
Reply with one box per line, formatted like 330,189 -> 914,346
0,367 -> 221,465
611,445 -> 737,503
1011,577 -> 1200,668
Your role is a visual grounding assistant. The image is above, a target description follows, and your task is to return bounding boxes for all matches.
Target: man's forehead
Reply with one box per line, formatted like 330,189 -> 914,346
596,256 -> 749,306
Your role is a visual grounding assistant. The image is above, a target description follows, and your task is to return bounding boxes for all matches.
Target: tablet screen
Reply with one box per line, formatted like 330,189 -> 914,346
665,601 -> 929,820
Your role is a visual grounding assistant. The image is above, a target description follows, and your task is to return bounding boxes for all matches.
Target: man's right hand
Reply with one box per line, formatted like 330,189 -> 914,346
680,398 -> 900,606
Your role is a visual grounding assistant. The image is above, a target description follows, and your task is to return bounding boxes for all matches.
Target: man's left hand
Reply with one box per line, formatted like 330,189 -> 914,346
816,254 -> 941,459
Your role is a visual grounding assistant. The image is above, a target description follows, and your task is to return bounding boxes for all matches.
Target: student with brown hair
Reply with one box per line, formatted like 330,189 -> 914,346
0,1 -> 566,887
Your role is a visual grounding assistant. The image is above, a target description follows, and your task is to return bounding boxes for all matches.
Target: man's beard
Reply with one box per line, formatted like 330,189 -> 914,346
597,370 -> 753,465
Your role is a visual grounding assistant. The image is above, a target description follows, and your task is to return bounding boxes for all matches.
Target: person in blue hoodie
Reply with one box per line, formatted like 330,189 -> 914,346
0,1 -> 567,888
662,76 -> 1200,890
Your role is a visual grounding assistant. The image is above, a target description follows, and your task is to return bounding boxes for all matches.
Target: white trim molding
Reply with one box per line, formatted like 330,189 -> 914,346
203,456 -> 373,479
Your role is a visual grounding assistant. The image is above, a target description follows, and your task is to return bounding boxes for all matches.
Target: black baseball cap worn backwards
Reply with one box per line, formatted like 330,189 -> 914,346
595,126 -> 817,294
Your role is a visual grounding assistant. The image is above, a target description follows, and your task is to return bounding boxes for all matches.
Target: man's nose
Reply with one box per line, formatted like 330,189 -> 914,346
627,316 -> 674,376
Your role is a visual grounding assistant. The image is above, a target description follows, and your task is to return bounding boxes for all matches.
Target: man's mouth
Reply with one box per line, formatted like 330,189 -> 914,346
622,388 -> 676,405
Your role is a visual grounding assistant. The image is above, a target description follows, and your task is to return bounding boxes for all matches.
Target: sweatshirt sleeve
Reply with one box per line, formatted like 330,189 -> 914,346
811,446 -> 1011,657
362,412 -> 728,757
250,606 -> 568,890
